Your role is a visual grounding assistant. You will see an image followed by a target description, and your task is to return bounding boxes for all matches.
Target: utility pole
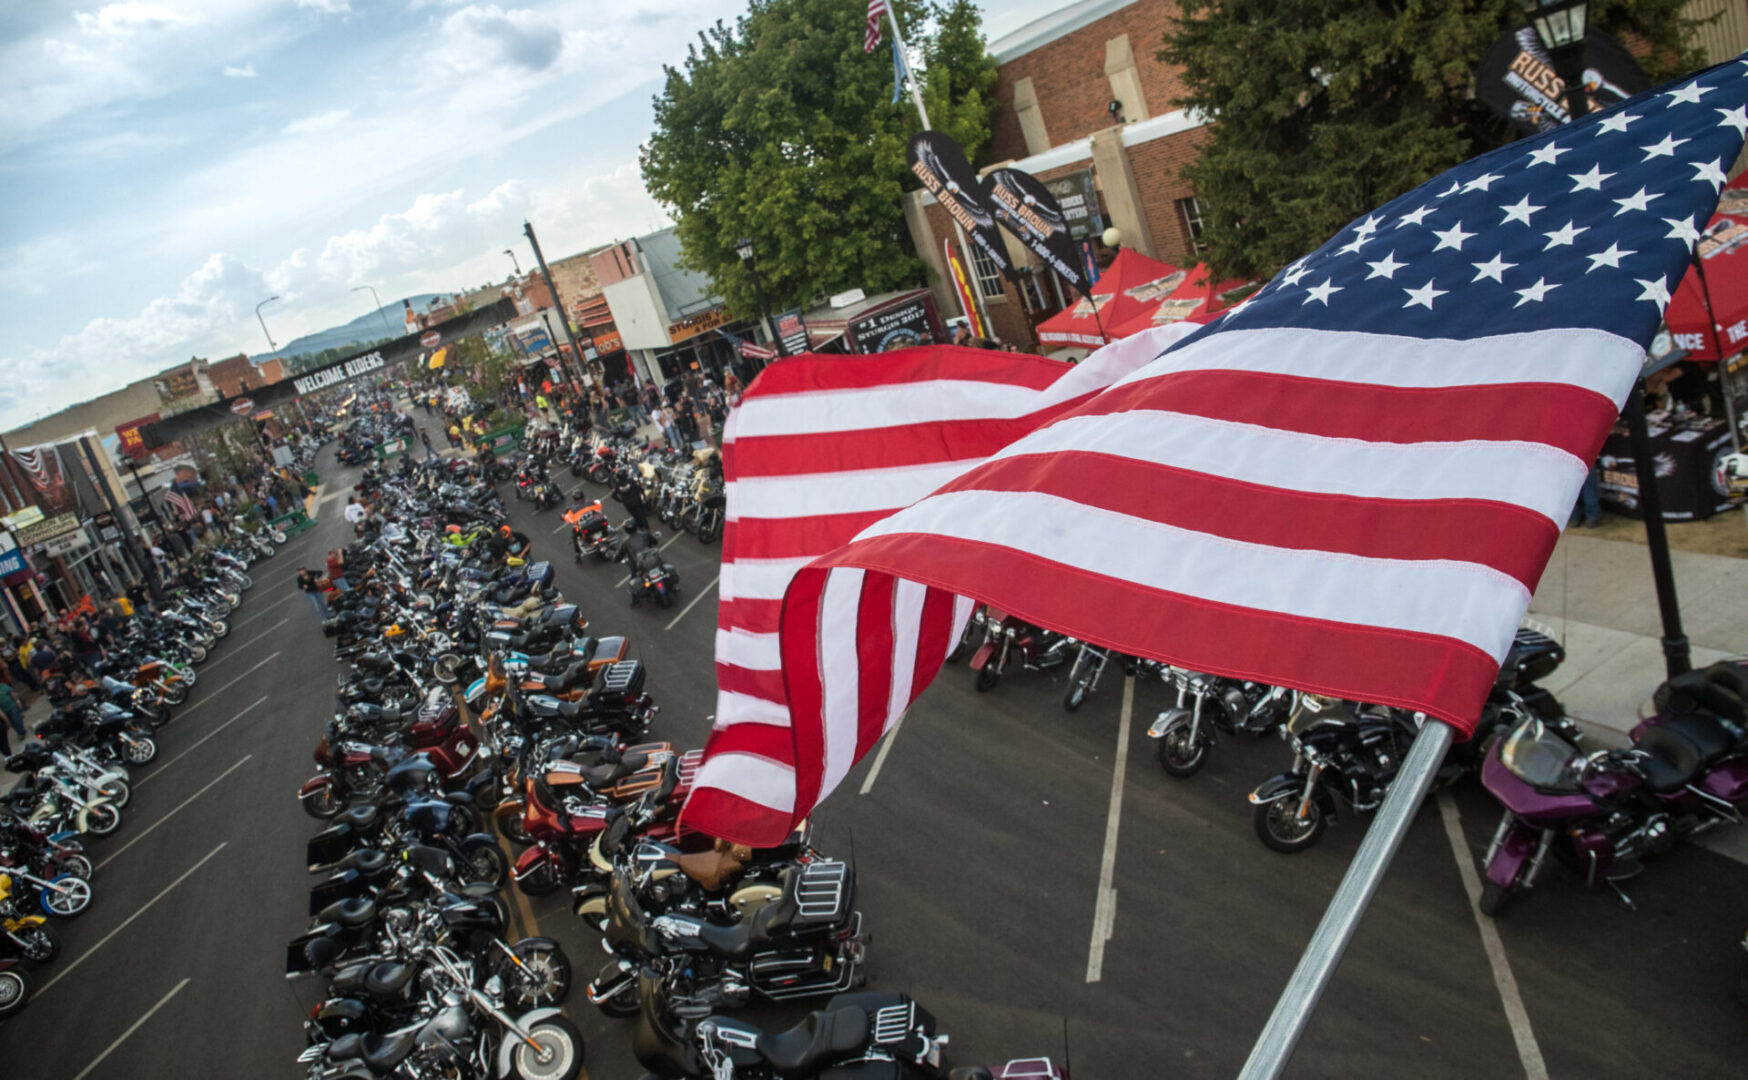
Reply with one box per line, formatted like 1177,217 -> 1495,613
80,437 -> 163,606
522,221 -> 588,390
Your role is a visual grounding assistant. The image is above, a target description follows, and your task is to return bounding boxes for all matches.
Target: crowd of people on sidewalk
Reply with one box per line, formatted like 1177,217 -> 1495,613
0,591 -> 150,755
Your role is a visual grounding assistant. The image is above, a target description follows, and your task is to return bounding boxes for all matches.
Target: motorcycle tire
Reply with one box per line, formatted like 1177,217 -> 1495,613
463,844 -> 510,890
1479,881 -> 1513,918
1063,680 -> 1090,712
516,861 -> 564,898
974,665 -> 1002,693
15,924 -> 58,964
573,549 -> 583,564
241,574 -> 255,590
143,703 -> 172,729
273,530 -> 288,544
498,807 -> 531,846
83,804 -> 122,837
165,682 -> 190,705
99,779 -> 131,808
179,669 -> 197,688
0,968 -> 28,1018
1254,796 -> 1326,854
55,853 -> 94,880
572,886 -> 608,933
122,735 -> 157,765
434,653 -> 463,685
570,461 -> 584,477
301,786 -> 346,820
502,939 -> 573,1009
214,621 -> 231,639
655,589 -> 674,610
510,1014 -> 584,1080
595,977 -> 641,1019
1155,718 -> 1209,779
697,515 -> 720,545
40,874 -> 93,917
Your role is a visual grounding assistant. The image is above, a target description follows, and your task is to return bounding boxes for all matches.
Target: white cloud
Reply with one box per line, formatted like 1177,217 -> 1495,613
466,179 -> 527,219
295,0 -> 351,12
281,108 -> 350,134
222,63 -> 256,77
433,5 -> 563,74
73,2 -> 193,35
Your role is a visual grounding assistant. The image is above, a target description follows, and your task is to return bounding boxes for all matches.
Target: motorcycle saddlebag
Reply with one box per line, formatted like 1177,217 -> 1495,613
522,560 -> 555,589
1502,629 -> 1563,688
591,660 -> 646,709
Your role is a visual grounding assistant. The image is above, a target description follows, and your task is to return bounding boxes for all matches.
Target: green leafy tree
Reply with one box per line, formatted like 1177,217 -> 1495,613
640,0 -> 998,318
1162,0 -> 1707,280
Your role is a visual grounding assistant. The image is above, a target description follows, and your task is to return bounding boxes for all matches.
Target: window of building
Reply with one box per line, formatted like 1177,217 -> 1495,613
1178,196 -> 1208,254
968,242 -> 1004,300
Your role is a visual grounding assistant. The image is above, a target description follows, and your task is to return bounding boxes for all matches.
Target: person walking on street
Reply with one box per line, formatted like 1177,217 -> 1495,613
0,678 -> 27,757
326,548 -> 350,593
298,568 -> 330,621
420,428 -> 437,460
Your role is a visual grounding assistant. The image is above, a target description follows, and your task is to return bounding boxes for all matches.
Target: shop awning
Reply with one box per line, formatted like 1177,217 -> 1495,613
1106,263 -> 1255,339
1666,171 -> 1748,362
1035,248 -> 1185,347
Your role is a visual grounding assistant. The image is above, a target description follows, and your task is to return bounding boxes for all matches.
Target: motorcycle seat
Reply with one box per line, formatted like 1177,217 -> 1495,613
576,751 -> 647,788
344,848 -> 390,877
755,1006 -> 869,1073
676,843 -> 749,892
1660,712 -> 1742,762
1655,664 -> 1748,744
337,805 -> 380,831
360,1029 -> 418,1073
1636,725 -> 1705,793
316,897 -> 377,929
363,960 -> 415,998
357,652 -> 394,674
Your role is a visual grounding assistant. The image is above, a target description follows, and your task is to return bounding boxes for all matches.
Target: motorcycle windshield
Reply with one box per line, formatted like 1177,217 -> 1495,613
1498,717 -> 1584,791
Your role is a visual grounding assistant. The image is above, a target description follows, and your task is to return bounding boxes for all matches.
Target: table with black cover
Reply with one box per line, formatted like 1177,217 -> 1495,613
1597,411 -> 1743,521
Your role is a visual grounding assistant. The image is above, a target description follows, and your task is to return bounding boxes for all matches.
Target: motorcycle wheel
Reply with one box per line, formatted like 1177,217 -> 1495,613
573,886 -> 608,933
241,574 -> 255,590
974,665 -> 1002,693
464,844 -> 510,889
502,939 -> 573,1009
99,779 -> 131,808
16,924 -> 58,963
697,514 -> 720,545
1063,679 -> 1090,712
569,461 -> 584,477
595,978 -> 641,1019
1154,718 -> 1209,779
123,736 -> 157,765
41,875 -> 93,917
273,530 -> 288,544
1254,796 -> 1326,854
55,853 -> 94,880
83,804 -> 122,837
301,785 -> 346,820
654,588 -> 674,609
1479,881 -> 1513,918
433,653 -> 463,685
0,969 -> 27,1018
214,621 -> 231,639
499,807 -> 531,846
510,1014 -> 584,1080
165,682 -> 190,706
516,861 -> 563,897
143,703 -> 172,729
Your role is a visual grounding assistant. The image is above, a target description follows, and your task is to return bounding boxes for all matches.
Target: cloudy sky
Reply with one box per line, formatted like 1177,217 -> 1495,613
0,0 -> 1067,429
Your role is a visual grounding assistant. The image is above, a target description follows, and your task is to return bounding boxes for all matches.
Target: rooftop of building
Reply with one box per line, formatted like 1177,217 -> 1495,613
990,0 -> 1138,64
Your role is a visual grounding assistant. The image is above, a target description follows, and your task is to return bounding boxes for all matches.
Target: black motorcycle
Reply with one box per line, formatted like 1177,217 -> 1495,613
622,531 -> 679,609
1147,671 -> 1298,778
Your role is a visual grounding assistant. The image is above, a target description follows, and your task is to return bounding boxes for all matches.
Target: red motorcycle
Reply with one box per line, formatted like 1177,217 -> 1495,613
298,695 -> 491,819
967,609 -> 1075,692
510,750 -> 701,897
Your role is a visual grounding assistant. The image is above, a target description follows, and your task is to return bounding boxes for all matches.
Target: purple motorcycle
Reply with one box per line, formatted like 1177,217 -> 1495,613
1477,661 -> 1748,915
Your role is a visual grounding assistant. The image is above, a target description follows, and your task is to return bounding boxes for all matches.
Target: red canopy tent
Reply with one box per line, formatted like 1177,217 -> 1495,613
1035,248 -> 1184,347
1665,171 -> 1748,361
1107,262 -> 1256,338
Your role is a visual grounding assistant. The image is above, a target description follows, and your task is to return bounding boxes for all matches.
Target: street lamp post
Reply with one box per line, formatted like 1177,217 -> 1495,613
1519,0 -> 1591,120
255,295 -> 281,353
735,239 -> 787,359
504,249 -> 523,279
352,285 -> 392,337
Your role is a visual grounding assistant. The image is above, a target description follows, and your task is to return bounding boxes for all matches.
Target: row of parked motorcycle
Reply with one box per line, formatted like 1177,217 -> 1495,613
949,606 -> 1748,921
287,433 -> 1062,1079
0,542 -> 270,1018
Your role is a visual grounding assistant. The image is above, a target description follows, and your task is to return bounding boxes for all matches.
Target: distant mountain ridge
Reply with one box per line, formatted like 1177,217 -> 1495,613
255,293 -> 451,366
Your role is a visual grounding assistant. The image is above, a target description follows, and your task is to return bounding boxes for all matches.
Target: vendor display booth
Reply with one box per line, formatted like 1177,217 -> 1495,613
798,289 -> 944,353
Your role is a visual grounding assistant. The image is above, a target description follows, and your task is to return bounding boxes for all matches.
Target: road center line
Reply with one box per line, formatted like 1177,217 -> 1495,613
1436,791 -> 1549,1080
203,619 -> 290,666
97,756 -> 252,871
171,652 -> 281,720
38,842 -> 228,996
71,976 -> 192,1080
1085,674 -> 1135,984
859,709 -> 908,796
138,698 -> 268,788
232,591 -> 298,627
663,573 -> 719,631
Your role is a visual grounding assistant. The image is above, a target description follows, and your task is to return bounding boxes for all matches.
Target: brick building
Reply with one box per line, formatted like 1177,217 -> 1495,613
206,353 -> 287,399
905,0 -> 1211,352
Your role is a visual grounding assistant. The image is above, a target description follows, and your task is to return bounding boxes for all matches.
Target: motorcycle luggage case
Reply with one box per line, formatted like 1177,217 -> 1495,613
522,561 -> 555,588
590,660 -> 646,711
1503,629 -> 1563,688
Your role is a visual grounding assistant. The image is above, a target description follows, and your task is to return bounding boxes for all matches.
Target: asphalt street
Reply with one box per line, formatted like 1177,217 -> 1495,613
4,435 -> 1746,1079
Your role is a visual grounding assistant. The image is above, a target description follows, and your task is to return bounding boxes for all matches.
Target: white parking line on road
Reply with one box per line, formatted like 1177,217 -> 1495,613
664,573 -> 719,631
232,591 -> 297,627
1086,674 -> 1135,984
204,618 -> 289,666
138,698 -> 268,788
1437,792 -> 1549,1080
859,710 -> 908,796
72,977 -> 192,1080
38,842 -> 227,996
97,755 -> 252,871
615,532 -> 684,587
173,652 -> 281,720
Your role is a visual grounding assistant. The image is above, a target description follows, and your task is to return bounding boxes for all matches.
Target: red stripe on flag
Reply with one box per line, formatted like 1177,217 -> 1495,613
744,346 -> 1065,397
778,565 -> 830,835
854,574 -> 896,762
810,535 -> 1500,734
938,451 -> 1561,590
679,788 -> 792,846
729,407 -> 1095,478
715,663 -> 786,703
725,512 -> 896,560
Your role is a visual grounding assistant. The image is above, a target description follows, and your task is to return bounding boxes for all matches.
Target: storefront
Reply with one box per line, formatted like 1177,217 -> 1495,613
798,289 -> 944,354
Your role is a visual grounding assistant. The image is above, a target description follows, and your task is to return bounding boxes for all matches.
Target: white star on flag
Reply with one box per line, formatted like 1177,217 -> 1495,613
1641,134 -> 1690,159
1570,164 -> 1614,191
1280,263 -> 1310,286
1395,206 -> 1434,228
1612,187 -> 1661,215
1719,105 -> 1748,136
1471,253 -> 1515,283
1542,221 -> 1588,250
1464,173 -> 1503,193
1636,276 -> 1673,308
1525,142 -> 1570,167
1353,214 -> 1383,237
1585,242 -> 1636,272
1664,215 -> 1702,248
1402,280 -> 1447,310
1432,222 -> 1475,252
1596,111 -> 1641,135
1303,279 -> 1342,305
1365,252 -> 1407,280
1513,278 -> 1558,307
1435,181 -> 1461,198
1500,196 -> 1544,226
1666,83 -> 1712,107
1691,158 -> 1729,190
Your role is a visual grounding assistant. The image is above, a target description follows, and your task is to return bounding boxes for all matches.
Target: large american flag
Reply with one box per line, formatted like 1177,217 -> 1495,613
683,58 -> 1748,846
864,0 -> 887,54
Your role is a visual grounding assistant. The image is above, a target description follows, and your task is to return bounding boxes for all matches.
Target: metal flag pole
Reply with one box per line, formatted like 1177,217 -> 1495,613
1238,719 -> 1455,1079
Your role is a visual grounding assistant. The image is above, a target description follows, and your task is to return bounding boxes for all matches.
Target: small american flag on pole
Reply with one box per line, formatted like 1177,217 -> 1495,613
681,57 -> 1748,847
864,0 -> 887,54
164,489 -> 196,522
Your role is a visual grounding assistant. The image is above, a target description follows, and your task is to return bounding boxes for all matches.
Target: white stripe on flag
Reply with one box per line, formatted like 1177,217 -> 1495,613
720,557 -> 816,602
818,569 -> 866,799
716,628 -> 782,670
713,690 -> 792,728
694,753 -> 797,812
854,489 -> 1531,661
885,579 -> 928,724
730,459 -> 984,519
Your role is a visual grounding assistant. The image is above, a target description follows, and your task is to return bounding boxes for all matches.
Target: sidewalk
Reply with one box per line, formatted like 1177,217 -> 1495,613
1526,529 -> 1748,862
1,693 -> 59,799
